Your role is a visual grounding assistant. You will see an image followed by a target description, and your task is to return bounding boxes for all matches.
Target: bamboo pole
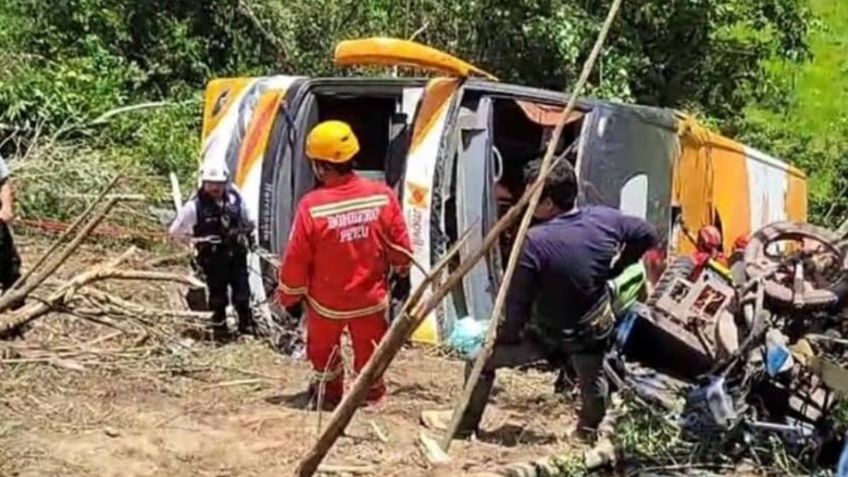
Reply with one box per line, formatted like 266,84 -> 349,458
439,0 -> 625,451
0,197 -> 121,313
8,172 -> 123,291
0,249 -> 205,337
0,247 -> 137,336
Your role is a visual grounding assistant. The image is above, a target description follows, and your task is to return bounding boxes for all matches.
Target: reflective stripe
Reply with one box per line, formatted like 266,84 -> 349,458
309,195 -> 389,218
306,294 -> 389,320
278,282 -> 307,296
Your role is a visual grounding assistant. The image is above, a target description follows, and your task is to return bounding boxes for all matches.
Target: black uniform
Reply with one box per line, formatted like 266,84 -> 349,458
0,219 -> 21,292
190,187 -> 255,338
0,159 -> 21,296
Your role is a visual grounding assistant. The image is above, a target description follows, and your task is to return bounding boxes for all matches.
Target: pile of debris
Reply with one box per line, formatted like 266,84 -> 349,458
608,221 -> 848,474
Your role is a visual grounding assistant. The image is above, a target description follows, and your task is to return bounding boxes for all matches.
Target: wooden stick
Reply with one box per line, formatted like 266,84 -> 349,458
143,250 -> 192,268
440,0 -> 625,451
0,196 -> 121,313
91,270 -> 205,288
8,173 -> 122,291
169,171 -> 183,211
79,288 -> 211,320
0,247 -> 136,335
89,101 -> 175,125
369,421 -> 389,443
61,193 -> 145,201
203,379 -> 267,389
378,229 -> 430,280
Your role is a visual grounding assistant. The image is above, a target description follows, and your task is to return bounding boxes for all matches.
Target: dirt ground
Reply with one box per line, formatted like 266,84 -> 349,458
0,239 -> 580,477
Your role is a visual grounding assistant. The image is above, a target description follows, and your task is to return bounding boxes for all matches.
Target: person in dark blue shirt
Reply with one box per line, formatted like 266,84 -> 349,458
456,158 -> 658,442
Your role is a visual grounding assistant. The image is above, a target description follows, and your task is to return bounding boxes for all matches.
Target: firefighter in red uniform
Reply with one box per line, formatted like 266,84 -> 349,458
276,120 -> 412,406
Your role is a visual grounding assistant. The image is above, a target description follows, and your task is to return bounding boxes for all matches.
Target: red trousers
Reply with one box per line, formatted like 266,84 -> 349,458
306,310 -> 389,405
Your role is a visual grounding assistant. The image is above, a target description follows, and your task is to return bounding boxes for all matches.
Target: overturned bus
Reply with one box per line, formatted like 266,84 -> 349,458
198,38 -> 807,347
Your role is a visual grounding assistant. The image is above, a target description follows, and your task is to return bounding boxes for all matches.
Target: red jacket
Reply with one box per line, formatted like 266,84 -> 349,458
277,174 -> 411,319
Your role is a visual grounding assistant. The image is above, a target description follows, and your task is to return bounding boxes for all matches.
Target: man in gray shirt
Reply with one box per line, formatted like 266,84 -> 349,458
0,154 -> 23,304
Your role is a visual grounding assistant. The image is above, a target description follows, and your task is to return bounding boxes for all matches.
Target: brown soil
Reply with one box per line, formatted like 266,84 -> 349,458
0,239 -> 579,477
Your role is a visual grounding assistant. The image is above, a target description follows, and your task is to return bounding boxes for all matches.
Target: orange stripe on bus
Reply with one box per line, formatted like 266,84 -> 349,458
409,78 -> 460,154
711,145 -> 751,252
235,91 -> 284,187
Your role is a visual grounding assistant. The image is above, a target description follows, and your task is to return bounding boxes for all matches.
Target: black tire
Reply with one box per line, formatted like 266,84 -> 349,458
647,255 -> 695,307
744,221 -> 848,312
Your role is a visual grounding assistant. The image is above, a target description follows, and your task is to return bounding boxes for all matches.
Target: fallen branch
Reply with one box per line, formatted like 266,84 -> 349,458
0,196 -> 122,313
203,379 -> 268,389
440,0 -> 625,451
418,431 -> 451,466
0,248 -> 207,338
369,421 -> 389,443
89,101 -> 182,125
144,250 -> 192,269
90,270 -> 205,288
0,247 -> 137,335
79,288 -> 210,320
8,173 -> 123,293
837,218 -> 848,239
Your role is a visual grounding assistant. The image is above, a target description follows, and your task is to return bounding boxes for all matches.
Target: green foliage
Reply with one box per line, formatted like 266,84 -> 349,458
549,451 -> 588,477
0,0 -> 835,225
13,144 -> 123,221
739,0 -> 848,227
102,99 -> 202,186
614,399 -> 682,460
0,52 -> 139,127
1,0 -> 812,125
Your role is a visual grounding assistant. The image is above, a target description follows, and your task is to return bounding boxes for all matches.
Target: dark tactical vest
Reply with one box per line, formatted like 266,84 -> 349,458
192,187 -> 249,259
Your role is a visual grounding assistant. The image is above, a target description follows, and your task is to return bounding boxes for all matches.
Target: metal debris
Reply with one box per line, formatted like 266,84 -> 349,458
611,220 -> 848,473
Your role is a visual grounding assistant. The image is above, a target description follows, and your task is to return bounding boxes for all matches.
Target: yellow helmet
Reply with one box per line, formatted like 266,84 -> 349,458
305,120 -> 360,163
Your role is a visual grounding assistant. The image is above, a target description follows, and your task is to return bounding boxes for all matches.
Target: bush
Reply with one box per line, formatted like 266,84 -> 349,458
0,0 -> 834,230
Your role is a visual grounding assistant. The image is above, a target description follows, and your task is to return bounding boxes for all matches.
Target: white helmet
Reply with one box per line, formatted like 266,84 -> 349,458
200,163 -> 229,183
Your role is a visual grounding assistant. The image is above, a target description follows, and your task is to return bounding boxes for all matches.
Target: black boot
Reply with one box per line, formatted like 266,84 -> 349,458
235,302 -> 255,336
210,309 -> 230,343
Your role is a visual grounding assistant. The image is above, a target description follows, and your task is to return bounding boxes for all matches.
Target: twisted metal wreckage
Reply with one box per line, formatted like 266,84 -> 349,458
606,220 -> 848,474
